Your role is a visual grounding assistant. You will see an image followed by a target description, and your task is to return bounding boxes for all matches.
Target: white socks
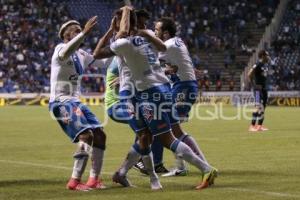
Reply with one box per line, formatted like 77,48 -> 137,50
89,147 -> 104,178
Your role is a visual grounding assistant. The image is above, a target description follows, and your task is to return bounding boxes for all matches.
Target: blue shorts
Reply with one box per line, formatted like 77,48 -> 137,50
131,83 -> 172,136
107,90 -> 135,124
49,100 -> 102,143
169,80 -> 198,124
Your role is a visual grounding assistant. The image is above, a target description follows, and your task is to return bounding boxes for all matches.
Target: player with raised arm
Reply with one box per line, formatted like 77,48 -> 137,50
248,50 -> 270,132
96,7 -> 163,190
154,17 -> 217,182
93,8 -> 217,190
49,16 -> 107,191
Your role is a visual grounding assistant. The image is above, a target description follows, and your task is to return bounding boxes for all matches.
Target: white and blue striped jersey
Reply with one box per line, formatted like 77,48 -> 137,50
158,37 -> 196,82
110,36 -> 169,91
50,43 -> 106,103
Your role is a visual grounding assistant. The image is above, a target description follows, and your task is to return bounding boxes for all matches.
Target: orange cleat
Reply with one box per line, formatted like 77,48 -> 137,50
248,125 -> 258,132
86,177 -> 106,189
196,168 -> 218,190
66,178 -> 90,191
256,125 -> 269,131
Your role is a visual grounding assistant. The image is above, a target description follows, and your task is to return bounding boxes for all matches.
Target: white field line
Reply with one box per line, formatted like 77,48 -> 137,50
1,159 -> 300,199
225,187 -> 300,199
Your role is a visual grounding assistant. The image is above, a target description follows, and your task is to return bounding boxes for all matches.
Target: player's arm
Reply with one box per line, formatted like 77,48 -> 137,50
59,16 -> 97,60
248,65 -> 261,90
93,17 -> 116,59
138,30 -> 167,52
115,6 -> 132,39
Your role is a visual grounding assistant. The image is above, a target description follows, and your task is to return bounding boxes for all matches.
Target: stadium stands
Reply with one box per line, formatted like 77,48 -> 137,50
268,0 -> 300,90
0,0 -> 298,93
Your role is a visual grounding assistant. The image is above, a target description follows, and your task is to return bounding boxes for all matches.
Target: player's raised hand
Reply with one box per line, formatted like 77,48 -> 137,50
119,5 -> 133,11
83,16 -> 98,35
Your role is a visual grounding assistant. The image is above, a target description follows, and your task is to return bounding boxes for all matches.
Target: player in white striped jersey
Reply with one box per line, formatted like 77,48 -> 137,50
155,17 -> 217,187
93,7 -> 216,190
49,16 -> 109,191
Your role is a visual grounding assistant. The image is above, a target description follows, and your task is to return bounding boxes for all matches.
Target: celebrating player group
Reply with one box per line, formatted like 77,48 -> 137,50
49,5 -> 218,191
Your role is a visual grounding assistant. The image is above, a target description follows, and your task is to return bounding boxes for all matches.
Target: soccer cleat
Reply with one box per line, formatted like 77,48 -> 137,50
150,176 -> 163,190
133,161 -> 148,175
112,171 -> 133,187
161,168 -> 188,177
85,177 -> 106,189
256,125 -> 269,131
66,178 -> 91,191
248,125 -> 258,132
196,167 -> 218,190
155,163 -> 169,173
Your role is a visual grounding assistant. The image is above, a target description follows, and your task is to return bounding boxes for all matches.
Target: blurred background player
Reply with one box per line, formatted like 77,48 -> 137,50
248,50 -> 270,132
49,17 -> 107,191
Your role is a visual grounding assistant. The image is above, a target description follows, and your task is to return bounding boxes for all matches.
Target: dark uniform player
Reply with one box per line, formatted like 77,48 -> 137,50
248,50 -> 270,132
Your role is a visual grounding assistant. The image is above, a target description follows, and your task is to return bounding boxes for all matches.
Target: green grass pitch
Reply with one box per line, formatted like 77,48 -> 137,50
0,106 -> 299,200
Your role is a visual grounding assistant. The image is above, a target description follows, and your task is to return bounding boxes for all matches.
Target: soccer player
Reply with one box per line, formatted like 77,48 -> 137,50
49,16 -> 108,191
154,17 -> 214,179
248,50 -> 270,132
133,8 -> 169,174
93,8 -> 217,190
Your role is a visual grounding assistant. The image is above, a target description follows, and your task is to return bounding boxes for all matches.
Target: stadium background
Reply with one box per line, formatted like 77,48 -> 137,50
0,0 -> 299,94
0,1 -> 300,200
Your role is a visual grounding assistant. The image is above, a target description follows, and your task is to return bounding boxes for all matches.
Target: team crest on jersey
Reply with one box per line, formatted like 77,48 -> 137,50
175,38 -> 184,47
175,93 -> 185,103
142,104 -> 154,122
132,37 -> 148,46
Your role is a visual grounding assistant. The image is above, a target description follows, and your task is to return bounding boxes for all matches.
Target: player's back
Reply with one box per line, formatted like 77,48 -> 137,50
110,36 -> 169,91
159,37 -> 196,82
253,61 -> 268,89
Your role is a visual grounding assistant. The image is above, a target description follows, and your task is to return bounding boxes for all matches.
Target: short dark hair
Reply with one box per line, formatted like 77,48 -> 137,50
157,17 -> 176,37
135,9 -> 150,19
258,50 -> 269,59
114,9 -> 137,30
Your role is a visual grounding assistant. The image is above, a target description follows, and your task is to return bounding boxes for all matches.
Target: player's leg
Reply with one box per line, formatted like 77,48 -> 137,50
140,91 -> 217,189
79,103 -> 107,189
134,135 -> 168,175
257,90 -> 268,131
157,130 -> 217,189
50,101 -> 93,191
249,90 -> 261,131
113,101 -> 161,190
165,83 -> 208,176
151,137 -> 168,173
